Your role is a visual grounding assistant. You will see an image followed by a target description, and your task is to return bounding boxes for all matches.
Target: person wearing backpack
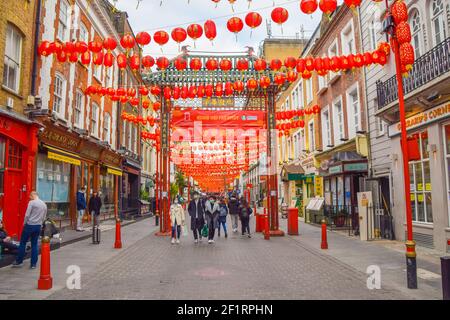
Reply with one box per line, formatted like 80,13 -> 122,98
238,199 -> 253,238
228,193 -> 240,233
217,197 -> 228,238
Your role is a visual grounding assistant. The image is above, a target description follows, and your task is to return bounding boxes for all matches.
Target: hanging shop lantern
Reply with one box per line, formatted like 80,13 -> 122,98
245,12 -> 262,37
103,37 -> 117,52
205,84 -> 214,97
319,0 -> 338,17
284,56 -> 297,70
296,59 -> 306,73
156,56 -> 170,71
190,57 -> 202,71
215,83 -> 224,97
88,40 -> 103,53
174,57 -> 187,71
172,86 -> 180,100
80,51 -> 91,65
153,101 -> 162,111
391,0 -> 408,25
286,71 -> 298,83
136,31 -> 151,46
227,17 -> 244,41
117,53 -> 127,70
399,42 -> 415,72
171,27 -> 187,51
271,7 -> 289,33
301,70 -> 312,79
300,0 -> 318,14
139,86 -> 149,96
259,76 -> 271,89
197,84 -> 205,98
204,20 -> 217,44
129,54 -> 140,71
247,78 -> 258,91
181,86 -> 189,99
154,30 -> 170,50
254,58 -> 267,72
236,59 -> 249,73
38,41 -> 52,56
93,51 -> 103,66
150,85 -> 161,96
220,59 -> 232,72
116,87 -> 126,96
127,87 -> 137,97
305,57 -> 315,71
224,82 -> 234,96
120,34 -> 135,52
233,80 -> 245,93
103,52 -> 114,68
396,21 -> 412,44
206,58 -> 218,71
270,59 -> 282,72
142,55 -> 155,69
187,24 -> 203,48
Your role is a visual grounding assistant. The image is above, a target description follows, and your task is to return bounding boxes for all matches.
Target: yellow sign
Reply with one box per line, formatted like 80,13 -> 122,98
107,167 -> 123,176
315,176 -> 323,197
411,194 -> 415,201
425,183 -> 432,191
417,183 -> 423,191
48,152 -> 81,166
417,194 -> 424,202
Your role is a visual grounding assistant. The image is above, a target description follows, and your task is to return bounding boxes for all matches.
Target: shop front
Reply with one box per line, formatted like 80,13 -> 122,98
321,158 -> 368,231
388,101 -> 450,252
37,121 -> 122,229
121,157 -> 141,217
0,110 -> 40,238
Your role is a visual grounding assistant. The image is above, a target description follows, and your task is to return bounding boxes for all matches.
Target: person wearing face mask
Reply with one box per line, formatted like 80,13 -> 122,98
188,191 -> 205,243
204,195 -> 220,244
170,197 -> 185,245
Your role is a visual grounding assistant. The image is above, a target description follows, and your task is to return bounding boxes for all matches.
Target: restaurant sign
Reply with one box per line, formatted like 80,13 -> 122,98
389,102 -> 450,137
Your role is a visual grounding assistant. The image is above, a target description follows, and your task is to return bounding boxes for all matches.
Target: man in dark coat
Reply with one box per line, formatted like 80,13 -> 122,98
188,191 -> 204,243
88,191 -> 102,227
228,193 -> 240,233
76,186 -> 87,231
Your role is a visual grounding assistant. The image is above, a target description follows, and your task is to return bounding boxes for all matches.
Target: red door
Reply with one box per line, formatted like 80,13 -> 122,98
3,170 -> 23,238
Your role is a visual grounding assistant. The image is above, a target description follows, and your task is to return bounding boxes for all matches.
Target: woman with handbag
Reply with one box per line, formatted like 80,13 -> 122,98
170,198 -> 185,245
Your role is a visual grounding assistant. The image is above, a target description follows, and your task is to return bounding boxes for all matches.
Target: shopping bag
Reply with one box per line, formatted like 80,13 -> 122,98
201,224 -> 208,238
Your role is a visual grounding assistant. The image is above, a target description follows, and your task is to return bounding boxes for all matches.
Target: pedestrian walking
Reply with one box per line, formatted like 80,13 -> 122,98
188,191 -> 205,243
217,197 -> 228,238
170,197 -> 185,245
76,186 -> 87,231
204,195 -> 220,244
228,193 -> 240,233
12,191 -> 47,269
239,199 -> 253,238
88,191 -> 102,227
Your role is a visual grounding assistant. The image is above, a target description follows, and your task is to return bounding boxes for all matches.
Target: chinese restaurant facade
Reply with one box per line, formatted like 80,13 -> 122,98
36,120 -> 122,229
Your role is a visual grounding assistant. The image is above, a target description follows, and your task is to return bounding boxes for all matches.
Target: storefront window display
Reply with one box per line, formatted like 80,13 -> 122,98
100,168 -> 115,214
36,153 -> 70,223
408,131 -> 433,223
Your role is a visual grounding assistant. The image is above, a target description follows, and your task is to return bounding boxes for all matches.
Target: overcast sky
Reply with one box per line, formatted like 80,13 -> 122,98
113,0 -> 334,58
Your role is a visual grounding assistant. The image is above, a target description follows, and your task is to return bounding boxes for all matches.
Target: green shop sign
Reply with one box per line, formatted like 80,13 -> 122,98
344,163 -> 368,172
328,165 -> 343,174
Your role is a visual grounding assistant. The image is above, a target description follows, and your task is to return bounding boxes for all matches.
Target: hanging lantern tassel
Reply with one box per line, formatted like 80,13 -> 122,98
160,1 -> 163,6
136,0 -> 142,9
248,0 -> 252,9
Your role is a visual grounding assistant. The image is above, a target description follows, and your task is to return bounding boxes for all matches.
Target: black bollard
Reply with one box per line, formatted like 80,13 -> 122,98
441,256 -> 450,300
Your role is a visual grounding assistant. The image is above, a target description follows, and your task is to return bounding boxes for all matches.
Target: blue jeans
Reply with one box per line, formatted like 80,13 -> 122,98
218,219 -> 227,235
171,219 -> 181,239
16,224 -> 41,266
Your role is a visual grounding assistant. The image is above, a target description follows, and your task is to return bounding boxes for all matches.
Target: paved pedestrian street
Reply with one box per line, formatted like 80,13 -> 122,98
0,217 -> 442,300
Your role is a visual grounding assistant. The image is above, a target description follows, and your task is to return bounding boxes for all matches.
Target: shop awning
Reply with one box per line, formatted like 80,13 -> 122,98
45,145 -> 81,166
107,166 -> 123,176
280,164 -> 305,181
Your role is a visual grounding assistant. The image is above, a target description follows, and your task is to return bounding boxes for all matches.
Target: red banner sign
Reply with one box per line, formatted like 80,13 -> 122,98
171,110 -> 266,128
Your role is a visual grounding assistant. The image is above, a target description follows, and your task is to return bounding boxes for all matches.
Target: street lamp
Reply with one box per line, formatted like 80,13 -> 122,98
382,0 -> 417,289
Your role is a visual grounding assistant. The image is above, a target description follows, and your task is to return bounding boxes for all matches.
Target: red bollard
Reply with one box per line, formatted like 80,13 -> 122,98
37,237 -> 52,290
287,208 -> 299,236
114,218 -> 122,249
264,208 -> 270,240
321,219 -> 328,249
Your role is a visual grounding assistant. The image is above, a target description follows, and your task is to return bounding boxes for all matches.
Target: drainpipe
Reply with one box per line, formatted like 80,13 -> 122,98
31,0 -> 42,96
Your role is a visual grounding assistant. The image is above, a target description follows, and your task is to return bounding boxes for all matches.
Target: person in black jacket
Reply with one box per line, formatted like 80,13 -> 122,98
0,219 -> 19,253
88,191 -> 102,227
228,193 -> 240,233
238,198 -> 253,238
188,191 -> 204,243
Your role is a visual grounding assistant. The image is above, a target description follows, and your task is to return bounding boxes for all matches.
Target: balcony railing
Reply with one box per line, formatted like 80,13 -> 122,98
376,37 -> 450,110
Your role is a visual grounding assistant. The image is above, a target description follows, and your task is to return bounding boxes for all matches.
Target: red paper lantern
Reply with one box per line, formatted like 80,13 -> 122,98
150,85 -> 161,96
181,86 -> 188,100
344,0 -> 362,10
174,57 -> 187,71
319,0 -> 337,16
254,58 -> 267,72
142,55 -> 155,69
154,31 -> 169,47
190,58 -> 202,71
284,56 -> 297,70
204,20 -> 217,43
391,0 -> 408,25
187,24 -> 203,46
103,37 -> 117,51
274,73 -> 286,86
156,56 -> 170,71
296,59 -> 306,73
236,59 -> 249,72
139,86 -> 149,96
399,42 -> 415,71
233,80 -> 244,93
286,71 -> 298,83
88,41 -> 103,53
227,17 -> 244,40
153,101 -> 161,111
80,51 -> 91,65
117,53 -> 127,70
171,27 -> 187,48
127,87 -> 137,97
396,21 -> 412,44
136,32 -> 151,46
129,54 -> 140,71
259,76 -> 271,89
305,57 -> 315,71
215,83 -> 224,97
220,59 -> 232,72
164,86 -> 172,100
38,41 -> 52,56
117,87 -> 126,96
205,84 -> 214,97
206,58 -> 218,71
300,0 -> 318,14
271,7 -> 289,31
245,12 -> 262,32
270,59 -> 282,72
93,51 -> 103,65
130,98 -> 139,107
103,52 -> 114,68
120,34 -> 135,51
247,78 -> 258,91
224,82 -> 234,96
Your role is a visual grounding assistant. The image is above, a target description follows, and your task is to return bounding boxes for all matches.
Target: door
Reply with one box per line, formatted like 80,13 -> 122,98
3,170 -> 23,238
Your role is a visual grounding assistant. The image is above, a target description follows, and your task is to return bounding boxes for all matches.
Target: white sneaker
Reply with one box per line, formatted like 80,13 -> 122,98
171,238 -> 175,244
176,239 -> 180,244
194,239 -> 199,244
208,240 -> 212,244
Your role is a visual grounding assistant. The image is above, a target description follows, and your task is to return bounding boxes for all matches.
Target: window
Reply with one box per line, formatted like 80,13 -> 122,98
431,0 -> 447,47
79,23 -> 88,42
8,141 -> 22,169
53,74 -> 66,117
376,117 -> 385,135
91,103 -> 99,137
299,129 -> 305,153
292,87 -> 298,110
369,15 -> 379,51
297,81 -> 303,109
333,97 -> 344,144
408,131 -> 432,223
103,112 -> 111,143
409,10 -> 423,58
105,66 -> 113,87
128,123 -> 133,151
321,107 -> 332,148
94,64 -> 102,81
328,40 -> 339,82
57,0 -> 69,41
3,24 -> 22,92
346,85 -> 361,138
318,73 -> 327,92
308,120 -> 315,152
74,90 -> 84,128
341,21 -> 356,55
306,78 -> 313,104
133,125 -> 138,153
444,124 -> 450,225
